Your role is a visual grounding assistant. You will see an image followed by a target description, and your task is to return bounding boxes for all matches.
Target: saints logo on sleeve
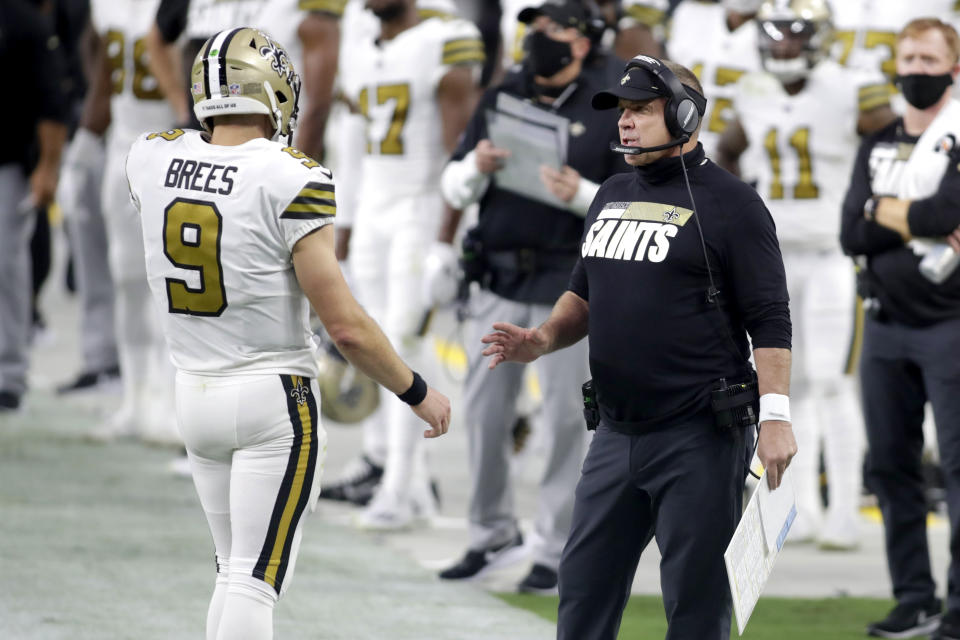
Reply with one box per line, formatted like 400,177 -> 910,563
581,201 -> 693,263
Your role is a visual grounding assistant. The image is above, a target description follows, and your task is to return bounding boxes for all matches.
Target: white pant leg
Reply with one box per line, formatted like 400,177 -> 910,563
177,372 -> 326,619
349,213 -> 390,465
805,252 -> 864,544
102,144 -> 167,431
352,193 -> 442,502
782,249 -> 822,539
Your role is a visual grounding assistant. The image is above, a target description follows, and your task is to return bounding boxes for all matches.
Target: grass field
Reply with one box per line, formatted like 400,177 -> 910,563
499,593 -> 895,639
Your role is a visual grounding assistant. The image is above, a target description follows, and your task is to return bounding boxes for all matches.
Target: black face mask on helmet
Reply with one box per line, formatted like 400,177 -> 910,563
895,72 -> 954,109
370,0 -> 405,21
525,31 -> 574,79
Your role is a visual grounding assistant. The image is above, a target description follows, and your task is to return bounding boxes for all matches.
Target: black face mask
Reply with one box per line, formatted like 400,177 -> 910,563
370,0 -> 405,21
525,31 -> 574,78
895,72 -> 954,109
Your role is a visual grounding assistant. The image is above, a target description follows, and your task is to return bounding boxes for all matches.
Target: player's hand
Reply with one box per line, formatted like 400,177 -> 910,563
948,226 -> 960,253
29,163 -> 59,208
540,165 -> 581,203
412,386 -> 451,438
422,241 -> 461,308
474,139 -> 511,174
757,420 -> 797,490
481,322 -> 549,369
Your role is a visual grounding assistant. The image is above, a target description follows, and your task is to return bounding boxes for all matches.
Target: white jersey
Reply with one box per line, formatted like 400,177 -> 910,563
666,1 -> 761,159
185,0 -> 271,39
339,16 -> 483,203
125,130 -> 336,377
91,0 -> 175,145
499,0 -> 538,70
733,60 -> 889,249
831,0 -> 960,77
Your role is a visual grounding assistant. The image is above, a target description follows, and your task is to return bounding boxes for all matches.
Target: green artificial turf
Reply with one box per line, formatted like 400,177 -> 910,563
499,592 -> 896,639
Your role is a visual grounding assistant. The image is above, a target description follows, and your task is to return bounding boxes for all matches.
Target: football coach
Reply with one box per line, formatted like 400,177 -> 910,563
480,55 -> 797,640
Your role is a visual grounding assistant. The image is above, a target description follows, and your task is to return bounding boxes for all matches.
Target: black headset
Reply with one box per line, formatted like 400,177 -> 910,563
623,56 -> 705,141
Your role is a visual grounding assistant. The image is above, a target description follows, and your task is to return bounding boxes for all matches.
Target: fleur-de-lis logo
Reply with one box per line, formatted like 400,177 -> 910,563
290,379 -> 310,406
663,206 -> 680,223
621,72 -> 631,86
258,32 -> 291,79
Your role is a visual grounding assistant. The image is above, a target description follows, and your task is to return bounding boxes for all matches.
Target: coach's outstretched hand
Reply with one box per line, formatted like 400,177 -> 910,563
413,386 -> 451,439
481,322 -> 550,369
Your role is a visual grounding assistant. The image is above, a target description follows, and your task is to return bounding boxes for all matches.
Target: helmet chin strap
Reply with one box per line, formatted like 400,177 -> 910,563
263,80 -> 284,141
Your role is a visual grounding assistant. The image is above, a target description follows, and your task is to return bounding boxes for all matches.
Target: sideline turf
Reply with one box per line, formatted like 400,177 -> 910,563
498,592 -> 896,638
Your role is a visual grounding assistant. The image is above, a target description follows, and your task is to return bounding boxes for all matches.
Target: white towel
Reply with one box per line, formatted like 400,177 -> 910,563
899,99 -> 960,257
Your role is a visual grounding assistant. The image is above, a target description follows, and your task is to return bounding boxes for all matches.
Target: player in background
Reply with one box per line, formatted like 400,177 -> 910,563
831,0 -> 960,80
331,0 -> 482,529
78,0 -> 178,442
666,0 -> 763,160
717,0 -> 896,549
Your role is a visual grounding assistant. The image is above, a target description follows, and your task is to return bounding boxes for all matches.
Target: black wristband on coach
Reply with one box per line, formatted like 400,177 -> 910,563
397,371 -> 428,405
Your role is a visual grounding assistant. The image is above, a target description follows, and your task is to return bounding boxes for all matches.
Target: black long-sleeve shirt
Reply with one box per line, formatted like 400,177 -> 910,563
569,144 -> 791,427
839,118 -> 960,327
452,59 -> 628,304
0,0 -> 69,169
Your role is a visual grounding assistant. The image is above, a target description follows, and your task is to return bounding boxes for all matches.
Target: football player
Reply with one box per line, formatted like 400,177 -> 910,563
333,0 -> 483,530
666,0 -> 764,160
125,28 -> 450,639
80,0 -> 178,441
832,0 -> 960,79
717,0 -> 896,550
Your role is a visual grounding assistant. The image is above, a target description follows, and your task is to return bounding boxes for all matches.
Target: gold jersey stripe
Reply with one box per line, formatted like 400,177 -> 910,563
442,38 -> 484,53
253,375 -> 319,593
443,50 -> 486,66
282,203 -> 336,217
298,0 -> 347,16
297,188 -> 335,201
419,9 -> 453,19
625,5 -> 666,27
858,84 -> 893,112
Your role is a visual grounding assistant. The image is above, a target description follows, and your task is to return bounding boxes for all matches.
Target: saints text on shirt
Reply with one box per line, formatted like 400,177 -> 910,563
581,201 -> 694,262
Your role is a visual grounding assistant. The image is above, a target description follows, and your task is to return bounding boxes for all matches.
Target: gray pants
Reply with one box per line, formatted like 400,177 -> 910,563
861,314 -> 960,611
464,288 -> 590,569
558,414 -> 752,640
0,164 -> 34,396
62,158 -> 117,373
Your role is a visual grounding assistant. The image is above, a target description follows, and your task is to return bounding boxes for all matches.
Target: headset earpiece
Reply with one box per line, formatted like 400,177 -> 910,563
624,56 -> 702,140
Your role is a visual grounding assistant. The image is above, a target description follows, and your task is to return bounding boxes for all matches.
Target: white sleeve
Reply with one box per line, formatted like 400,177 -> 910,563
330,110 -> 365,228
441,151 -> 490,209
567,177 -> 600,217
278,168 -> 337,251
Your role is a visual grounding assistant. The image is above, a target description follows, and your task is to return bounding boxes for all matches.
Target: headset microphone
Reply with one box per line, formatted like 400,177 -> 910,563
610,134 -> 690,155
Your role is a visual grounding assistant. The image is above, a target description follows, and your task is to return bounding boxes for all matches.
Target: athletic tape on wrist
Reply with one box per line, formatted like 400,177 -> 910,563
397,371 -> 427,405
759,393 -> 790,424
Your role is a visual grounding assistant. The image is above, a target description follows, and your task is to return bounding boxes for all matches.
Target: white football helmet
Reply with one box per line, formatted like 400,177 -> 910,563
190,27 -> 301,140
757,0 -> 832,84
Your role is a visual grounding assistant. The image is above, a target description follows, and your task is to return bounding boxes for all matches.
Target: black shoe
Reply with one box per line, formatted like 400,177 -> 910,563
0,390 -> 20,412
517,563 -> 558,594
318,455 -> 383,506
933,609 -> 960,640
56,365 -> 121,394
439,533 -> 525,580
867,598 -> 941,638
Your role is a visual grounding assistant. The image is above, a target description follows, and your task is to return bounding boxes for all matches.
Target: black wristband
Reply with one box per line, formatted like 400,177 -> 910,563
397,371 -> 428,405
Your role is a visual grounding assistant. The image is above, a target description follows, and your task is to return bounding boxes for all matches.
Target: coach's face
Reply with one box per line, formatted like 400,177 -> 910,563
897,28 -> 956,77
617,97 -> 673,166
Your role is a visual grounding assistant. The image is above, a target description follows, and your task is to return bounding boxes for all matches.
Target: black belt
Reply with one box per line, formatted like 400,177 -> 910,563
485,249 -> 575,273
